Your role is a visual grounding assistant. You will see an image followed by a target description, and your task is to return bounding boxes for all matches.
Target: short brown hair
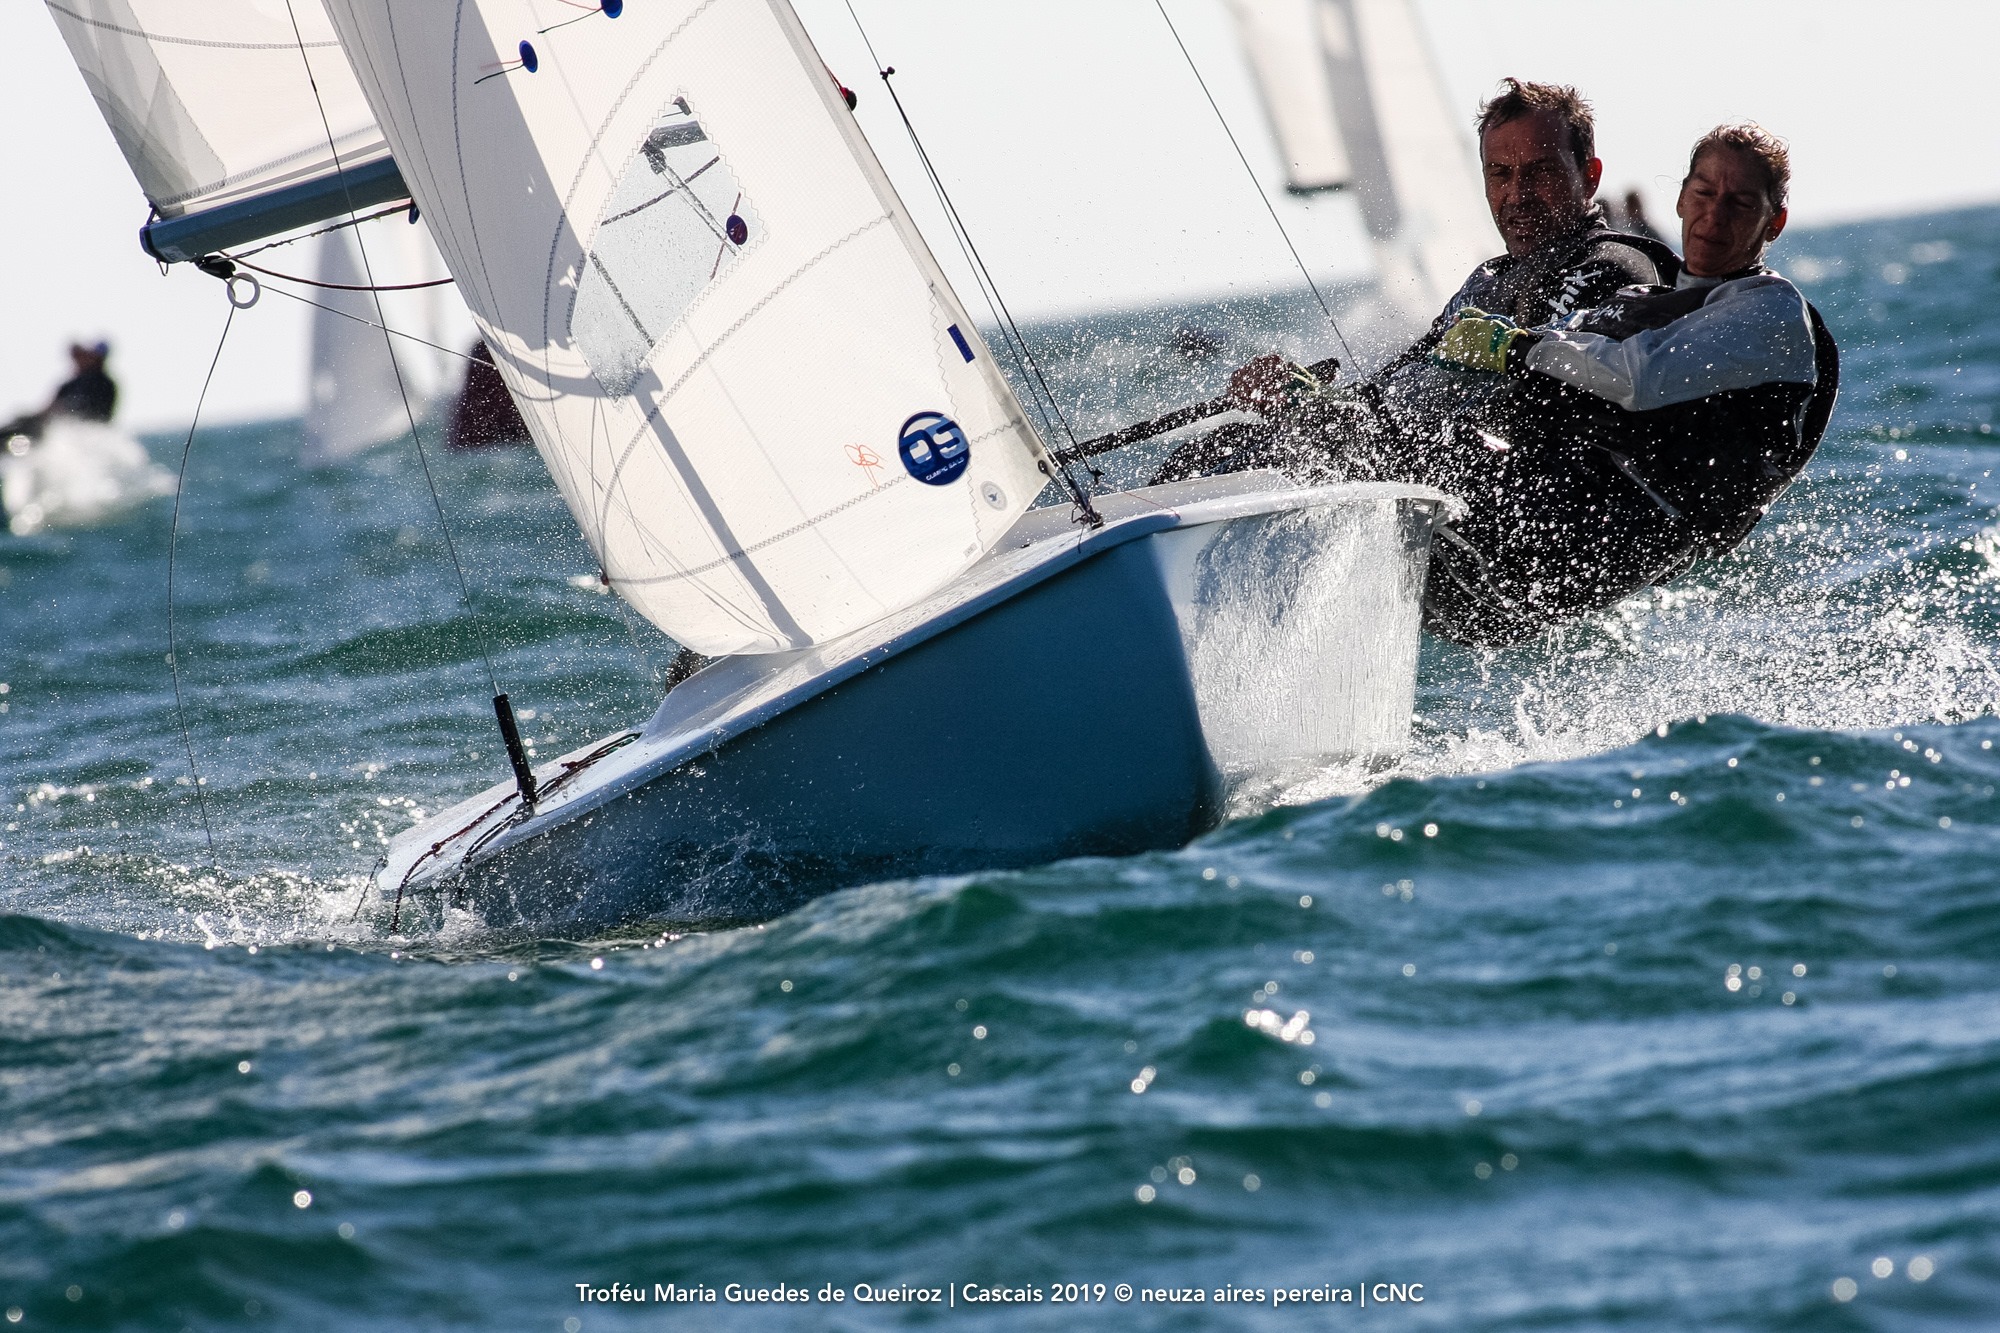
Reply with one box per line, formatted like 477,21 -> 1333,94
1475,78 -> 1595,172
1687,123 -> 1791,211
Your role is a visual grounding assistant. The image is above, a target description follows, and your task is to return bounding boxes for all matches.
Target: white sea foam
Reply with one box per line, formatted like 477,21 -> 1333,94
1,421 -> 174,536
1260,483 -> 2000,809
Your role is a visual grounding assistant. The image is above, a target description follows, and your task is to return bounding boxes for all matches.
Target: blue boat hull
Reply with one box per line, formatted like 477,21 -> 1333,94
377,475 -> 1447,931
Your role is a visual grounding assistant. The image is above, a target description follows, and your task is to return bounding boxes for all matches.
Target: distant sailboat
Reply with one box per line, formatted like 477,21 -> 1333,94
53,0 -> 1454,930
301,220 -> 458,466
1227,0 -> 1491,326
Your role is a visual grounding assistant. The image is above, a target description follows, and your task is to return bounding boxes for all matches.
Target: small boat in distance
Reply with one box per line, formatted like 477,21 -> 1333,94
2,420 -> 175,538
445,343 -> 532,450
1226,0 -> 1491,336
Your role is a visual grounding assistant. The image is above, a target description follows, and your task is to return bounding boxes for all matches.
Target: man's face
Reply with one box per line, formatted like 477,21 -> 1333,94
1479,111 -> 1602,258
1676,146 -> 1786,277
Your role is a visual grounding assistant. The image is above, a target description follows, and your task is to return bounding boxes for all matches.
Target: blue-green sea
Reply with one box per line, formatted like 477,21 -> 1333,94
4,205 -> 1999,1329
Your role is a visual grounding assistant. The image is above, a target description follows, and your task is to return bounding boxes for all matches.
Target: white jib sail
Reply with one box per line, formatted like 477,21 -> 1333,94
302,220 -> 456,466
45,0 -> 389,218
320,0 -> 1055,656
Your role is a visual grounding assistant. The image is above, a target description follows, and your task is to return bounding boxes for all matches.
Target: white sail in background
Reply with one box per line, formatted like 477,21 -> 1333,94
301,220 -> 456,466
44,0 -> 388,219
1229,0 -> 1491,319
320,0 -> 1053,655
1346,0 -> 1491,313
1226,0 -> 1351,194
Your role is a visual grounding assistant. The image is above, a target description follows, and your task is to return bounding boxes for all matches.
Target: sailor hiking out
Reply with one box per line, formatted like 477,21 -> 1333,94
1177,78 -> 1679,427
1160,113 -> 1836,647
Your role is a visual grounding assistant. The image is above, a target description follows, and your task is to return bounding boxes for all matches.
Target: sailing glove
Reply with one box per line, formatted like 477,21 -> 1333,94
1430,310 -> 1534,375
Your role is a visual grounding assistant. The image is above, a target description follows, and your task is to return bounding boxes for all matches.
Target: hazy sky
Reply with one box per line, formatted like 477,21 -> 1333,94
5,0 -> 1995,430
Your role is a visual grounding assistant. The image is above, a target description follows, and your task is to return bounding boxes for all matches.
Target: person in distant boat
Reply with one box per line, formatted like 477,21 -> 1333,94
1163,123 -> 1838,647
1616,188 -> 1664,243
446,341 -> 531,449
2,341 -> 118,442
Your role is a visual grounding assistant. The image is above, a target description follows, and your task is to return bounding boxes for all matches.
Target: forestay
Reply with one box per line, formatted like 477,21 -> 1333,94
320,0 -> 1054,655
45,0 -> 388,219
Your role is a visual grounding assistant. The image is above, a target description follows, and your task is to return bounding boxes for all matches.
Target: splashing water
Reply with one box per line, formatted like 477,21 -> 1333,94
1,420 -> 175,536
0,208 -> 1997,1331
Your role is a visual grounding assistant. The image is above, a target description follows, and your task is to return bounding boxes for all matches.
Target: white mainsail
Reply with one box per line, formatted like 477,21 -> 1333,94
319,0 -> 1054,655
301,221 -> 456,466
45,0 -> 388,220
1228,0 -> 1491,319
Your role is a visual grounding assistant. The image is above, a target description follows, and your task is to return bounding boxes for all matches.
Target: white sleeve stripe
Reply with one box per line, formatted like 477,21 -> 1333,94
1523,275 -> 1818,411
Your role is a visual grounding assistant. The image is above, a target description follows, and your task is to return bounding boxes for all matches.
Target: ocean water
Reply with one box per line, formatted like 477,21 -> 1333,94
3,205 -> 1998,1330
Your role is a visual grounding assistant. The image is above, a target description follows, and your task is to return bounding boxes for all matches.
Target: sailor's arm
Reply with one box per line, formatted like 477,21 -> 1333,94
1377,243 -> 1653,378
1518,277 -> 1818,410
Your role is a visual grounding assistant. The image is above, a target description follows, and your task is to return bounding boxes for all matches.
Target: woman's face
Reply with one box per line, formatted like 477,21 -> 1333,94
1677,147 -> 1787,277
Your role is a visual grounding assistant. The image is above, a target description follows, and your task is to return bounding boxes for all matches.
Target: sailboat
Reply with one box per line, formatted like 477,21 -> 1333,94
51,0 -> 1452,931
1226,0 -> 1491,333
300,220 -> 459,466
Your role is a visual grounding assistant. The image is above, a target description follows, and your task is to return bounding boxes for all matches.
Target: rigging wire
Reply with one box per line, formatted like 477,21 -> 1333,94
252,280 -> 478,364
1149,0 -> 1354,366
280,0 -> 501,707
165,304 -> 235,862
838,0 -> 1103,520
219,253 -> 457,293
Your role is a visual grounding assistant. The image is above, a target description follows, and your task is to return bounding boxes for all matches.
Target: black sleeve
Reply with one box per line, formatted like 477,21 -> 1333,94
1503,330 -> 1547,376
1538,240 -> 1672,325
1591,238 -> 1671,286
1375,265 -> 1492,378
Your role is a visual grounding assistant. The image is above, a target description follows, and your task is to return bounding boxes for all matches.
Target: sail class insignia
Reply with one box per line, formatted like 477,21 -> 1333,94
570,96 -> 759,396
897,412 -> 970,485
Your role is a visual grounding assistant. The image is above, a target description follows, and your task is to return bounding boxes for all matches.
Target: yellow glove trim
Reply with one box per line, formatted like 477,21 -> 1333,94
1431,313 -> 1527,375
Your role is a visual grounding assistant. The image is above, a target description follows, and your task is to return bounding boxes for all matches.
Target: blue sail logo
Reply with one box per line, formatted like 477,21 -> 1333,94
897,412 -> 970,485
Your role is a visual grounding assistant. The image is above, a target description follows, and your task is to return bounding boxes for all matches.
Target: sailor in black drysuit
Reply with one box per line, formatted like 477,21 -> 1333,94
1157,125 -> 1837,647
1163,78 -> 1675,482
1152,203 -> 1677,490
1389,204 -> 1681,373
1349,261 -> 1838,645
